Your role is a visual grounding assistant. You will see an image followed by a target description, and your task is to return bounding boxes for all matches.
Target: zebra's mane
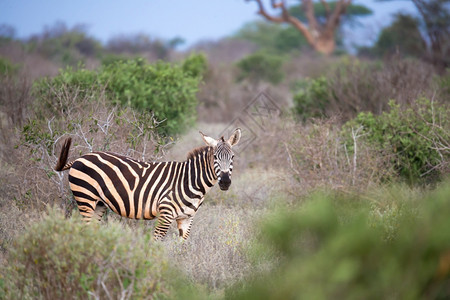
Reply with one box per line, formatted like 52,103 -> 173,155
186,146 -> 212,160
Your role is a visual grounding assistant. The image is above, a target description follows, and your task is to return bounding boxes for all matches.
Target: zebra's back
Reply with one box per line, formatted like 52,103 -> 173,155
68,151 -> 168,219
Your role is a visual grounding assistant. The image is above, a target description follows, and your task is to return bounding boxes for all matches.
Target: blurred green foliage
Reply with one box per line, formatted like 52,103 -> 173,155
0,209 -> 175,299
369,13 -> 426,58
288,1 -> 373,25
437,69 -> 450,98
227,182 -> 450,299
342,99 -> 450,184
234,21 -> 308,54
292,76 -> 330,121
0,56 -> 19,74
33,55 -> 204,136
181,52 -> 208,78
26,22 -> 102,66
236,51 -> 284,84
100,53 -> 136,66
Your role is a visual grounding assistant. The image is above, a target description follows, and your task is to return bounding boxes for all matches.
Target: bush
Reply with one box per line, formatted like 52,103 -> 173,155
227,182 -> 450,299
0,57 -> 19,75
33,57 -> 201,135
284,117 -> 392,193
0,209 -> 175,299
236,51 -> 284,84
292,76 -> 330,121
342,99 -> 450,184
101,59 -> 199,135
292,58 -> 437,122
0,59 -> 31,127
181,52 -> 208,78
26,22 -> 102,65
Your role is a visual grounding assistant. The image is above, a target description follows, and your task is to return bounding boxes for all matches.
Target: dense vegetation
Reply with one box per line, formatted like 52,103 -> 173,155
0,4 -> 449,298
33,55 -> 205,136
227,182 -> 450,299
1,210 -> 176,299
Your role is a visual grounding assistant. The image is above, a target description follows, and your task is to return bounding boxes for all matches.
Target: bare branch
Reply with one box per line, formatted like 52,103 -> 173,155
302,0 -> 320,31
249,0 -> 285,23
249,0 -> 316,45
326,0 -> 352,31
320,0 -> 331,17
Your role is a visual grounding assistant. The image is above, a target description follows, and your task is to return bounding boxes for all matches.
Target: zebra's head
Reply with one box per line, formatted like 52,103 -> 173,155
200,128 -> 241,191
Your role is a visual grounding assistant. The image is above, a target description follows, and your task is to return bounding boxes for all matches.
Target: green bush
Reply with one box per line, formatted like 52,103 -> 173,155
101,59 -> 199,135
236,51 -> 284,84
0,209 -> 175,299
342,99 -> 450,184
292,76 -> 330,121
100,53 -> 135,66
33,57 -> 202,136
181,52 -> 208,78
437,69 -> 450,98
25,24 -> 102,65
227,182 -> 450,299
0,57 -> 19,75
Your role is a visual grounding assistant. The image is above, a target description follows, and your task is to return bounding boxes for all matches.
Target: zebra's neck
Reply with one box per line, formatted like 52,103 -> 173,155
183,146 -> 217,195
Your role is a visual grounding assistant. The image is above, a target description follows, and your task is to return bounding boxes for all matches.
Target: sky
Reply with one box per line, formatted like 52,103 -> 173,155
0,0 -> 417,48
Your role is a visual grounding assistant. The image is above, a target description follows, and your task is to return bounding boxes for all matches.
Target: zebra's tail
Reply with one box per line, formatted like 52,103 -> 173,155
55,137 -> 73,172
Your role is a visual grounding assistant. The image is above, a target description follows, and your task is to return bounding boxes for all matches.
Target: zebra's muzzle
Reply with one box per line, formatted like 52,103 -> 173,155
218,172 -> 231,190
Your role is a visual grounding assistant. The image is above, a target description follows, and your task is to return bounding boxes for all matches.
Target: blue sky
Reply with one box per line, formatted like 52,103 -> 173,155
0,0 -> 416,47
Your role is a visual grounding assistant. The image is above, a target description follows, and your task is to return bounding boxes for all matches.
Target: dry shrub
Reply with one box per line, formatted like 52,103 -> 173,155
191,39 -> 257,66
196,48 -> 291,123
196,64 -> 239,123
0,203 -> 29,258
0,62 -> 33,163
0,70 -> 32,127
329,57 -> 437,118
10,82 -> 165,216
284,51 -> 340,79
284,117 -> 393,195
292,57 -> 440,122
0,42 -> 61,79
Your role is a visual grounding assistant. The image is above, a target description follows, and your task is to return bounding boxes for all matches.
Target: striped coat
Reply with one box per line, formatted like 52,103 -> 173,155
55,128 -> 241,240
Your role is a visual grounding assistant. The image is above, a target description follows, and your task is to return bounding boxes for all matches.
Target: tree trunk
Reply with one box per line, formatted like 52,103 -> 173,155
248,0 -> 351,56
313,36 -> 336,55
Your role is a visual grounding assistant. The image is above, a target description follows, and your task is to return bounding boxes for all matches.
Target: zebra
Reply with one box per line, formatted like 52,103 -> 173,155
54,128 -> 241,240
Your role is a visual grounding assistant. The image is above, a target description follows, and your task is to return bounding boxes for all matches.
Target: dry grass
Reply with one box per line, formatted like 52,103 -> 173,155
164,205 -> 260,291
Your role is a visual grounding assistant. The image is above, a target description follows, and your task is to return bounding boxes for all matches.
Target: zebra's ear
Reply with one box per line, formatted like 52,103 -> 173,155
199,131 -> 218,147
227,128 -> 241,147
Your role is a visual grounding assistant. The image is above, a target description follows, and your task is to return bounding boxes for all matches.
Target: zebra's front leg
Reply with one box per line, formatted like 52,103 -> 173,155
177,217 -> 194,240
154,211 -> 174,241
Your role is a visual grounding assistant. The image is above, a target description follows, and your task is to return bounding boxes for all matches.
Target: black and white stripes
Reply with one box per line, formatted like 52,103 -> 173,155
55,128 -> 241,240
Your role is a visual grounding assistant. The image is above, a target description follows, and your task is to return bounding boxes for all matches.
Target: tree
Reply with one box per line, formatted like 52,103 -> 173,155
373,13 -> 427,57
245,0 -> 370,55
412,0 -> 450,68
378,0 -> 450,69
